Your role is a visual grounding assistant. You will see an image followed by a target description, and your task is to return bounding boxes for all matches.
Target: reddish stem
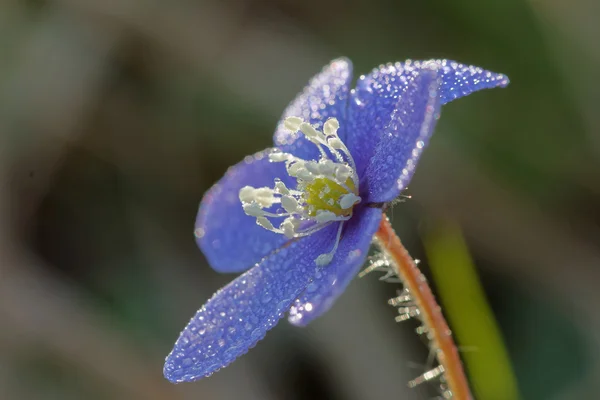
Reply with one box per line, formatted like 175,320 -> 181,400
374,214 -> 472,400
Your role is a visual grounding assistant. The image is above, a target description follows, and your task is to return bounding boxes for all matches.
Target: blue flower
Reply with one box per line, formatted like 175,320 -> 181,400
164,58 -> 508,382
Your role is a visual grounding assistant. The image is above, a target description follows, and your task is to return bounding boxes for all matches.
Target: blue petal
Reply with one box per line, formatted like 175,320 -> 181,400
362,67 -> 441,203
196,149 -> 295,273
165,224 -> 337,382
347,59 -> 509,179
273,58 -> 353,161
288,206 -> 383,326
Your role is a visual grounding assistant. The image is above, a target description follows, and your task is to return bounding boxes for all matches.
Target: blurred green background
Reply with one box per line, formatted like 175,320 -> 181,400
0,0 -> 598,399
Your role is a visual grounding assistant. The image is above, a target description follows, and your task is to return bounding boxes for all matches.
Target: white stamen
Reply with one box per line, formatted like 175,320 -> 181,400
252,188 -> 278,207
339,193 -> 361,209
315,254 -> 333,266
256,217 -> 275,231
284,116 -> 303,132
299,122 -> 324,141
280,218 -> 296,238
269,151 -> 290,162
319,160 -> 336,176
323,118 -> 340,136
239,186 -> 256,203
296,169 -> 314,182
315,210 -> 337,223
327,137 -> 344,149
335,165 -> 352,183
316,222 -> 344,266
243,203 -> 264,217
274,179 -> 289,195
281,195 -> 299,214
240,117 -> 362,267
287,161 -> 304,176
305,161 -> 322,175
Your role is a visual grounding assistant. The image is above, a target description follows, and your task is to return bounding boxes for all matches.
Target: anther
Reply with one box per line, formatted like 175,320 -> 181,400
315,222 -> 344,266
334,165 -> 353,182
323,118 -> 340,136
239,186 -> 255,203
315,210 -> 337,223
327,137 -> 344,149
299,122 -> 324,141
256,217 -> 275,231
315,253 -> 334,266
296,169 -> 314,182
283,116 -> 303,132
269,151 -> 289,162
243,203 -> 264,217
319,160 -> 335,176
339,193 -> 360,209
281,196 -> 299,213
252,188 -> 277,207
274,179 -> 289,195
280,218 -> 296,238
305,161 -> 321,175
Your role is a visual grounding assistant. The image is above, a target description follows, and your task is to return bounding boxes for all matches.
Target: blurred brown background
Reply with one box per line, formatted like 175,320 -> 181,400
0,0 -> 599,399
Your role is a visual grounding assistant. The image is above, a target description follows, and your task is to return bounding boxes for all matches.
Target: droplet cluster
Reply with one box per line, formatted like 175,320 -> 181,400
346,59 -> 509,179
363,67 -> 441,201
164,224 -> 337,382
289,207 -> 383,326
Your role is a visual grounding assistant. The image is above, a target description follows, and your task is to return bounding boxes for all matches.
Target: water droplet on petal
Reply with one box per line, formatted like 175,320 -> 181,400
261,293 -> 272,304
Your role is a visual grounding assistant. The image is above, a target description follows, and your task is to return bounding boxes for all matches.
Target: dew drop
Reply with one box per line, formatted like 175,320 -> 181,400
251,328 -> 263,341
261,293 -> 272,304
224,346 -> 240,361
194,228 -> 205,238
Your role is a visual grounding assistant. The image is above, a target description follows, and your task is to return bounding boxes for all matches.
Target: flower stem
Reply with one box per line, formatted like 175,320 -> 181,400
374,214 -> 472,400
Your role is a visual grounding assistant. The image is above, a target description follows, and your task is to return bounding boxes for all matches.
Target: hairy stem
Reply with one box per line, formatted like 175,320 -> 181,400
374,214 -> 472,400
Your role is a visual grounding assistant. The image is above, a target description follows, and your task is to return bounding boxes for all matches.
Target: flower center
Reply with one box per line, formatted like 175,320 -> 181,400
304,176 -> 356,217
239,117 -> 361,266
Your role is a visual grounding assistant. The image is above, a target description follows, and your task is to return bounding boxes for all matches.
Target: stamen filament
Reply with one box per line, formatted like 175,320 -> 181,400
315,221 -> 344,266
259,211 -> 289,218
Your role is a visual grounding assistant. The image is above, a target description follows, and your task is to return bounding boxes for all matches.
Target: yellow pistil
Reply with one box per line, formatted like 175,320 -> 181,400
304,177 -> 357,217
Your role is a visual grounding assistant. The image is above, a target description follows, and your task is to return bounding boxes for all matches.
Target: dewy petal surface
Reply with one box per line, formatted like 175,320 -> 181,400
196,149 -> 295,273
347,59 -> 509,178
273,58 -> 353,161
363,68 -> 441,203
165,224 -> 337,382
288,206 -> 382,326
